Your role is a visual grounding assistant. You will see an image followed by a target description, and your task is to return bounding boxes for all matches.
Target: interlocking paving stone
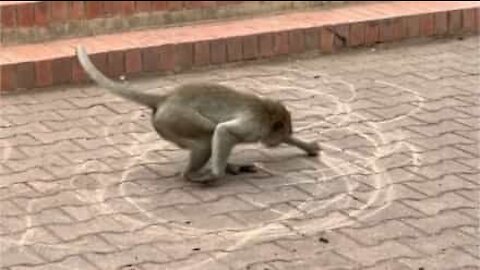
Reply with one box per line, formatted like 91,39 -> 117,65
0,36 -> 479,269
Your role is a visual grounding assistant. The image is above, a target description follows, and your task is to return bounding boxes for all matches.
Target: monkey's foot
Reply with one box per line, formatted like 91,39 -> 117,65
183,171 -> 219,184
226,163 -> 257,175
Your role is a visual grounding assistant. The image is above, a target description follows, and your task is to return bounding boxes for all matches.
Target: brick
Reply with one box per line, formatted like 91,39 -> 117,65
362,202 -> 425,226
155,44 -> 174,72
50,1 -> 68,22
349,22 -> 365,47
392,17 -> 407,41
0,246 -> 44,268
70,1 -> 85,20
19,140 -> 82,158
135,1 -> 152,12
379,19 -> 394,42
404,210 -> 475,234
320,27 -> 334,53
85,243 -> 169,269
151,1 -> 167,10
288,29 -> 305,54
258,33 -> 274,58
403,192 -> 475,216
103,1 -> 120,16
341,220 -> 423,246
120,1 -> 135,15
34,1 -> 49,26
0,200 -> 23,216
226,36 -> 243,62
35,60 -> 53,87
17,3 -> 35,27
412,107 -> 471,123
125,48 -> 142,75
407,120 -> 472,137
400,248 -> 479,270
1,5 -> 16,28
276,234 -> 336,258
5,154 -> 68,173
448,10 -> 463,34
273,251 -> 353,269
0,167 -> 52,186
1,121 -> 50,139
365,21 -> 380,45
420,13 -> 435,36
14,255 -> 99,270
16,62 -> 36,90
85,1 -> 104,19
406,175 -> 476,197
167,1 -> 184,10
52,57 -> 73,85
304,27 -> 321,51
274,31 -> 289,55
142,46 -> 160,72
242,35 -> 259,60
367,103 -> 418,121
413,159 -> 476,180
216,243 -> 290,269
193,41 -> 210,66
177,196 -> 255,217
58,105 -> 114,120
406,14 -> 421,38
332,24 -> 349,49
434,11 -> 448,36
364,261 -> 413,270
154,253 -> 226,270
0,64 -> 16,91
174,42 -> 193,71
419,146 -> 475,166
239,186 -> 310,206
286,212 -> 355,235
410,133 -> 474,151
210,39 -> 227,65
90,52 -> 109,77
182,1 -> 196,9
476,7 -> 480,32
462,9 -> 477,33
338,241 -> 418,267
137,189 -> 199,208
107,50 -> 125,78
49,215 -> 126,241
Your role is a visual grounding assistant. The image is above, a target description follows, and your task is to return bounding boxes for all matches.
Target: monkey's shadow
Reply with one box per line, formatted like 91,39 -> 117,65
110,149 -> 330,230
123,146 -> 322,191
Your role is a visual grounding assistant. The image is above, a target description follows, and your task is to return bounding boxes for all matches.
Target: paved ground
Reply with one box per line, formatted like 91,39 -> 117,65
1,36 -> 479,270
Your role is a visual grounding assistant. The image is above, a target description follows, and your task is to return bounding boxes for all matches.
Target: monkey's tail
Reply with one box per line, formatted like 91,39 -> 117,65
76,45 -> 166,109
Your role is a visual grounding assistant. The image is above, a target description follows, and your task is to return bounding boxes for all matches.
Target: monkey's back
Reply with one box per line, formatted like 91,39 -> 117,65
167,83 -> 266,124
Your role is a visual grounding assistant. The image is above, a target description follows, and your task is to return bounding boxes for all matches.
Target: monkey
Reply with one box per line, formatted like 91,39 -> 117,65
76,45 -> 320,183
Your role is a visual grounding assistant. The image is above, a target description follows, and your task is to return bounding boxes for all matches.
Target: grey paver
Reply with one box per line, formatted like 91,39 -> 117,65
1,36 -> 479,269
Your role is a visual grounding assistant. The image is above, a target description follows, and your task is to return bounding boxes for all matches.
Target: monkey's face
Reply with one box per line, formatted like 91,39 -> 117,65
262,104 -> 293,148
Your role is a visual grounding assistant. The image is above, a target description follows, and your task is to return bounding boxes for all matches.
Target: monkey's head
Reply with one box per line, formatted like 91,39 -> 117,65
262,100 -> 293,148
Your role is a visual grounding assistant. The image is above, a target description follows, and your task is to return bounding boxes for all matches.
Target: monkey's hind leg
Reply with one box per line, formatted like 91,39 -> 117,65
182,142 -> 214,183
153,106 -> 218,183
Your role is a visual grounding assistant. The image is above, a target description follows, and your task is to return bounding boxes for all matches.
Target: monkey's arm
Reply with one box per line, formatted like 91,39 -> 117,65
284,136 -> 320,156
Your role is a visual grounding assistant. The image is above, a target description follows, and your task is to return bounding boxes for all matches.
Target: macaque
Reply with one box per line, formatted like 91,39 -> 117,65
76,46 -> 319,183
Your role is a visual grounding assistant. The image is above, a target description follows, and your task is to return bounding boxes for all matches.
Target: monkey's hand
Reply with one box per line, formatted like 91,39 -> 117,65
304,141 -> 320,156
285,137 -> 320,156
